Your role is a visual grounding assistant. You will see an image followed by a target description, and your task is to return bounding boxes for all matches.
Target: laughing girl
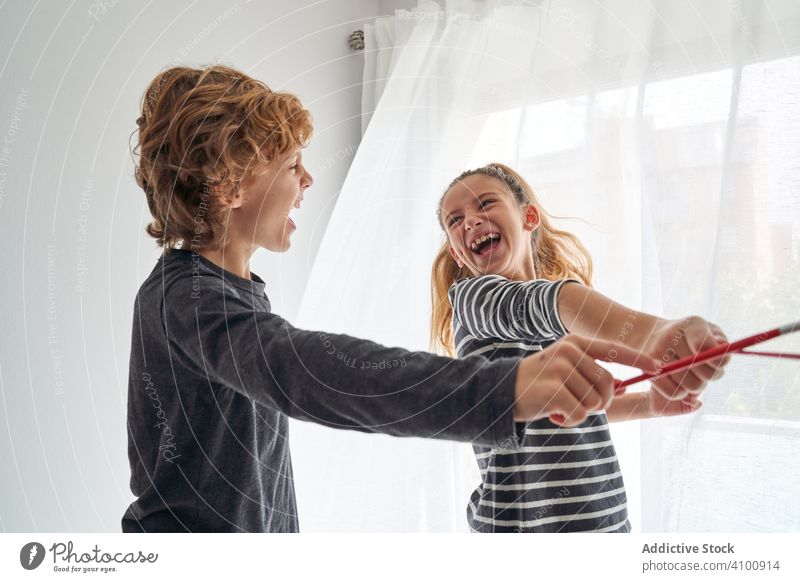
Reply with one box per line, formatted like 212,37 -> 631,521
431,163 -> 730,532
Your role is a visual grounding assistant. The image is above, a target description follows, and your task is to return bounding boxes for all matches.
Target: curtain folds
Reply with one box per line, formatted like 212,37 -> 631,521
290,0 -> 800,532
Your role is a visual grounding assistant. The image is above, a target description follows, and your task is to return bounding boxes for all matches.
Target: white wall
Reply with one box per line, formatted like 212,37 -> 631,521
0,0 -> 381,532
379,0 -> 418,12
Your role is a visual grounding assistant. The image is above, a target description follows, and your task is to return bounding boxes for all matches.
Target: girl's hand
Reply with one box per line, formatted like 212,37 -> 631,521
644,316 -> 732,401
646,384 -> 703,417
514,334 -> 661,427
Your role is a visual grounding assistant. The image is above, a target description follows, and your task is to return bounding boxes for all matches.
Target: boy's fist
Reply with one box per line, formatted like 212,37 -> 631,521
514,334 -> 661,427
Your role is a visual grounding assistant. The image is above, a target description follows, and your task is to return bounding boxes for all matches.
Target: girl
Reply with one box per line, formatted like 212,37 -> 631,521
431,163 -> 730,533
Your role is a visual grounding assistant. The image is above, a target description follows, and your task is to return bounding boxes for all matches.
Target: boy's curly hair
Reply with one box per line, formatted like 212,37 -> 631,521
133,65 -> 313,250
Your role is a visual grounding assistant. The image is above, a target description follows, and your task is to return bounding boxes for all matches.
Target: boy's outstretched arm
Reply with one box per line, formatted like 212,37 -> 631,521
162,277 -> 525,449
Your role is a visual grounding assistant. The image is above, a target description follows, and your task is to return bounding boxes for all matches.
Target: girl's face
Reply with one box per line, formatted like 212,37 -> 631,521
231,147 -> 313,252
441,175 -> 538,280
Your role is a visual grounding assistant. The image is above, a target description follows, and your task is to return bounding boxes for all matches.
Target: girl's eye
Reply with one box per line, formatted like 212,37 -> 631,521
479,199 -> 494,208
448,216 -> 461,227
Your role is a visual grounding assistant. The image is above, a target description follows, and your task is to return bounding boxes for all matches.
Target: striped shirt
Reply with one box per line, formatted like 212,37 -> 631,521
449,275 -> 631,533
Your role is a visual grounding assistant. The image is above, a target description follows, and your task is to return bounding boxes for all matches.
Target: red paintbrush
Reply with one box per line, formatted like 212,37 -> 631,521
614,319 -> 800,391
548,320 -> 800,426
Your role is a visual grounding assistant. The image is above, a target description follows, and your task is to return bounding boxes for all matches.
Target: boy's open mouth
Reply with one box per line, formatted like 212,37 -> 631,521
470,232 -> 501,256
287,194 -> 303,229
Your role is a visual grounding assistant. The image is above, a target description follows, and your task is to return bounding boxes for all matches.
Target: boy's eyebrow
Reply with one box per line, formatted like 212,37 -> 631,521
283,150 -> 300,166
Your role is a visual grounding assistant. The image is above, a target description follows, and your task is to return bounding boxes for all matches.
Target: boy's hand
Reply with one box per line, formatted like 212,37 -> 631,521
644,316 -> 732,401
514,334 -> 661,427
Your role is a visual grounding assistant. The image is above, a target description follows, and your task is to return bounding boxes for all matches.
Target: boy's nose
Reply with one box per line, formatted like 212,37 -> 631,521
302,170 -> 313,189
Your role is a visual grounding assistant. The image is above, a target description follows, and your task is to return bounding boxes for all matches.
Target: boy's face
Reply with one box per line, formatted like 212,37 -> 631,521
441,175 -> 538,279
232,147 -> 313,252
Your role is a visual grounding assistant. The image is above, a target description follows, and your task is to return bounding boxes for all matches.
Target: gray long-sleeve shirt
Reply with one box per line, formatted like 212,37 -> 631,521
122,249 -> 522,532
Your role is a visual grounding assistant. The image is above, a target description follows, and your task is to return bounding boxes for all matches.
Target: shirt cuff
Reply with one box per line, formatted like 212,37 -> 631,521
484,357 -> 524,450
551,278 -> 583,337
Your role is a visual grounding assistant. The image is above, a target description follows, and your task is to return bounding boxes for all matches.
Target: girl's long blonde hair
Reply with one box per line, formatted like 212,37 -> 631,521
430,163 -> 594,356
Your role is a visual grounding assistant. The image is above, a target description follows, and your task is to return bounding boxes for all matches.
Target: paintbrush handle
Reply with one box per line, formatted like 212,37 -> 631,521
616,327 -> 782,390
549,320 -> 800,426
737,349 -> 800,360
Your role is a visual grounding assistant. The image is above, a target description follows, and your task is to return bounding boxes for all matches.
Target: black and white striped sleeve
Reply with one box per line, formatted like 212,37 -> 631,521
448,275 -> 581,341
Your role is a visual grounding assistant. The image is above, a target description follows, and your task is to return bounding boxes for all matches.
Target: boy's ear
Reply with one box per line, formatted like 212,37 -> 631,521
213,182 -> 244,209
523,205 -> 539,231
449,246 -> 464,269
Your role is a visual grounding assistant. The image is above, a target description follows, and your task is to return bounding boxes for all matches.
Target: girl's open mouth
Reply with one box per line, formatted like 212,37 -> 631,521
470,232 -> 501,256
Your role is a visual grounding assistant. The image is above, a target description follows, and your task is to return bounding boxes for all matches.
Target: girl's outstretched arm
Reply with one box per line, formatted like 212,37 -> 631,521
450,274 -> 665,349
449,274 -> 580,341
606,392 -> 652,422
607,389 -> 703,422
557,283 -> 730,399
555,282 -> 666,352
450,275 -> 729,401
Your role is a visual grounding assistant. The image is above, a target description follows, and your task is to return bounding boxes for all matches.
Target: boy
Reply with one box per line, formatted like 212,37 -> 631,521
124,65 -> 661,532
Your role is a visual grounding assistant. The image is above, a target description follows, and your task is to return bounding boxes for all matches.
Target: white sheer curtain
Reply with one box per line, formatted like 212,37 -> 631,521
290,0 -> 800,532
